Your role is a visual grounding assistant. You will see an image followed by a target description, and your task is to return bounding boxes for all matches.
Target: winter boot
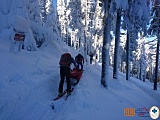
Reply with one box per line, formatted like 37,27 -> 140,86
58,92 -> 63,97
67,92 -> 71,96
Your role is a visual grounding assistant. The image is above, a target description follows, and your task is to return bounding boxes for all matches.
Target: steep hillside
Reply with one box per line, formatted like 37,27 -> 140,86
0,40 -> 160,120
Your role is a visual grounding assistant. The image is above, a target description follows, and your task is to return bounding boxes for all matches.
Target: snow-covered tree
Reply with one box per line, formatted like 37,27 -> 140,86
26,0 -> 59,47
67,0 -> 83,48
26,0 -> 44,48
108,0 -> 128,79
136,36 -> 147,81
112,11 -> 121,79
57,0 -> 67,42
148,0 -> 160,90
44,0 -> 59,42
119,30 -> 127,73
0,0 -> 38,51
101,0 -> 112,88
145,37 -> 157,82
123,0 -> 150,80
39,0 -> 47,23
93,0 -> 104,63
45,0 -> 56,27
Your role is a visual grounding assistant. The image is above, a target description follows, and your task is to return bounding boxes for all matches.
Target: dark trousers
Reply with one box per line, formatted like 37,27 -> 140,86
59,66 -> 71,93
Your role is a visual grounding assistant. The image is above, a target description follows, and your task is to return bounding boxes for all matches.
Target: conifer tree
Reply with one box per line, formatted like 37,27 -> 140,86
148,0 -> 160,90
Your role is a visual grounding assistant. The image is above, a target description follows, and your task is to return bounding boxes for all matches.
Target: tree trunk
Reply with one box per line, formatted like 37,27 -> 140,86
139,60 -> 142,80
153,33 -> 160,90
126,31 -> 130,80
84,0 -> 88,64
113,11 -> 121,79
84,30 -> 88,63
101,0 -> 111,88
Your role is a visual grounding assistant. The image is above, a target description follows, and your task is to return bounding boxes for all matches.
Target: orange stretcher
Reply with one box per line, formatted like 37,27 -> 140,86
70,68 -> 83,85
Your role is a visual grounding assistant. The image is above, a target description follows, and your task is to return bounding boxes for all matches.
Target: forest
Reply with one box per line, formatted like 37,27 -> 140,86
56,0 -> 160,90
0,0 -> 159,89
0,1 -> 160,119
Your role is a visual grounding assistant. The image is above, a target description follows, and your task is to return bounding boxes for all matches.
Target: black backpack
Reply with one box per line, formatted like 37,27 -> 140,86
59,53 -> 71,66
75,54 -> 83,63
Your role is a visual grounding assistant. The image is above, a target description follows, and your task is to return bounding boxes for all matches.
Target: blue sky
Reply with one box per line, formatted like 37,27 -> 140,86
53,0 -> 57,8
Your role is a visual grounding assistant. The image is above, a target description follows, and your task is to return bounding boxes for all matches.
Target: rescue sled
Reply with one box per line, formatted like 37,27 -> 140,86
70,68 -> 82,85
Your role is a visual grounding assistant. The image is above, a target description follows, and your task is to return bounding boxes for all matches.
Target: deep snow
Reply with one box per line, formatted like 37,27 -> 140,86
0,39 -> 160,120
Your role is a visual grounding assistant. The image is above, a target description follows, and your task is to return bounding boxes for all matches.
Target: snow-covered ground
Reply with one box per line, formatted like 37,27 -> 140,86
0,39 -> 160,120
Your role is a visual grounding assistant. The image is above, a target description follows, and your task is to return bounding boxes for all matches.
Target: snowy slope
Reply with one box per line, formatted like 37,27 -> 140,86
0,39 -> 160,120
53,65 -> 160,120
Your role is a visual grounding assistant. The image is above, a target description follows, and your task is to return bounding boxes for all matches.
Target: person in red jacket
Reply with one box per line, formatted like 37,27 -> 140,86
58,53 -> 76,97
